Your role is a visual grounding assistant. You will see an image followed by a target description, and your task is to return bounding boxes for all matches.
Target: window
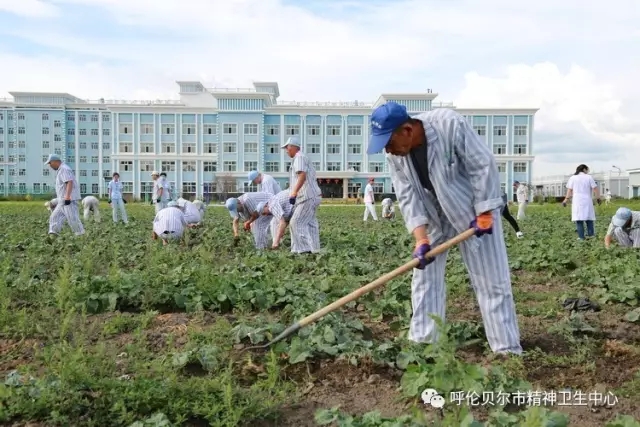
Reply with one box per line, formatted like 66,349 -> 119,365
182,124 -> 195,135
327,125 -> 341,136
18,127 -> 26,134
120,161 -> 133,171
223,142 -> 236,153
265,124 -> 279,135
244,161 -> 258,171
266,143 -> 279,154
79,114 -> 86,122
308,144 -> 320,154
223,124 -> 237,134
500,183 -> 507,194
54,134 -> 61,142
103,128 -> 110,136
67,142 -> 74,150
8,128 -> 14,135
92,183 -> 98,193
326,162 -> 341,171
285,125 -> 300,136
204,143 -> 217,154
42,141 -> 50,149
91,114 -> 98,122
91,142 -> 99,150
347,162 -> 361,172
102,142 -> 110,150
161,161 -> 176,172
307,125 -> 320,136
90,129 -> 98,136
119,143 -> 133,153
182,143 -> 196,154
493,144 -> 506,155
514,125 -> 528,136
182,161 -> 196,172
141,143 -> 154,153
18,113 -> 25,120
90,156 -> 98,163
9,169 -> 15,177
347,125 -> 362,136
8,142 -> 14,149
161,143 -> 175,153
493,125 -> 506,136
369,162 -> 383,173
285,162 -> 292,172
244,182 -> 258,192
312,161 -> 321,171
372,183 -> 383,193
42,113 -> 49,121
163,124 -> 175,135
80,184 -> 87,193
0,128 -> 3,134
497,163 -> 506,173
18,140 -> 25,148
78,156 -> 86,163
41,155 -> 47,162
18,155 -> 25,162
265,162 -> 279,172
140,161 -> 154,172
513,162 -> 527,173
474,125 -> 486,136
203,161 -> 217,172
33,183 -> 41,193
42,127 -> 50,135
104,156 -> 110,163
67,155 -> 74,162
244,124 -> 258,135
92,170 -> 99,177
53,120 -> 61,128
223,161 -> 237,172
80,142 -> 87,149
67,114 -> 75,121
327,144 -> 340,154
80,170 -> 87,177
514,144 -> 527,154
182,182 -> 196,193
122,182 -> 133,192
244,142 -> 258,153
348,144 -> 361,154
102,114 -> 110,122
119,124 -> 131,134
103,170 -> 111,178
204,124 -> 217,135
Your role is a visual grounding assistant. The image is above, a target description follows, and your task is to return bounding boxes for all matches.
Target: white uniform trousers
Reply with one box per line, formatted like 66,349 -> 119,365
409,209 -> 522,354
49,201 -> 85,236
270,216 -> 279,246
363,203 -> 378,221
111,198 -> 128,223
184,212 -> 202,225
517,202 -> 526,220
613,228 -> 640,248
290,197 -> 321,253
250,215 -> 273,249
152,223 -> 183,241
83,205 -> 101,222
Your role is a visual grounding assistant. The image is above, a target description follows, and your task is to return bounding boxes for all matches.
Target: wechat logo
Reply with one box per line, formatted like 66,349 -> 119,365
421,388 -> 445,408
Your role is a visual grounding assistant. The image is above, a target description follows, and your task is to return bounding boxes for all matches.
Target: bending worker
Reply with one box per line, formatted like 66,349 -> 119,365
605,207 -> 640,248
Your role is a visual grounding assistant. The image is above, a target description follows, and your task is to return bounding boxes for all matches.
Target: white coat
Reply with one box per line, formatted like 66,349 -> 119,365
566,172 -> 596,221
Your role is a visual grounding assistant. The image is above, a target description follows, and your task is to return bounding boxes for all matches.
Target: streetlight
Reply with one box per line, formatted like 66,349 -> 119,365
612,165 -> 622,176
611,165 -> 623,197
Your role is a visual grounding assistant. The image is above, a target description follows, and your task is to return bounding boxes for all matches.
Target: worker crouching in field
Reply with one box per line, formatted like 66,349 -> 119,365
256,190 -> 294,249
367,102 -> 522,356
192,200 -> 206,218
82,195 -> 101,222
381,198 -> 395,220
176,198 -> 202,226
604,207 -> 640,248
152,201 -> 193,246
225,192 -> 272,249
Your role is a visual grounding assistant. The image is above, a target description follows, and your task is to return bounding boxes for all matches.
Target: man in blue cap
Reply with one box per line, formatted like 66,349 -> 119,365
604,207 -> 640,248
367,102 -> 522,356
225,192 -> 272,249
255,190 -> 294,249
248,170 -> 281,196
44,153 -> 85,239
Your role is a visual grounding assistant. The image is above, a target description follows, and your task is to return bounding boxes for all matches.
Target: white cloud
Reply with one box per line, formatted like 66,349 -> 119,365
0,0 -> 59,17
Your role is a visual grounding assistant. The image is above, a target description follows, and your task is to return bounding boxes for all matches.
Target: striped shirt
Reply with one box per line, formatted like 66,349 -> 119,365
606,211 -> 640,236
268,190 -> 294,221
381,198 -> 393,208
239,192 -> 272,218
55,163 -> 81,201
153,206 -> 187,238
108,180 -> 124,199
290,151 -> 321,202
182,200 -> 202,223
82,196 -> 99,208
153,179 -> 167,201
260,174 -> 281,195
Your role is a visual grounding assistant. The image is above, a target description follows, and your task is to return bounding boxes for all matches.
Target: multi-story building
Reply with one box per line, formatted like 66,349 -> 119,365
0,81 -> 537,200
534,171 -> 629,199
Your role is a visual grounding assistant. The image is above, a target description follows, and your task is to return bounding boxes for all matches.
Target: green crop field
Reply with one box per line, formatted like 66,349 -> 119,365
2,201 -> 640,427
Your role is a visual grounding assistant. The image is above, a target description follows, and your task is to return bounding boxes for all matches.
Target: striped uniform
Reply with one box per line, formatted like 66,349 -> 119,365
363,183 -> 378,221
387,108 -> 522,354
81,195 -> 101,222
153,179 -> 168,213
108,179 -> 128,224
153,206 -> 187,241
45,198 -> 58,212
516,185 -> 528,219
606,211 -> 640,247
289,151 -> 322,253
238,192 -> 273,249
260,173 -> 281,195
381,198 -> 395,219
162,177 -> 175,201
267,190 -> 295,242
192,200 -> 206,217
182,200 -> 202,224
49,162 -> 85,236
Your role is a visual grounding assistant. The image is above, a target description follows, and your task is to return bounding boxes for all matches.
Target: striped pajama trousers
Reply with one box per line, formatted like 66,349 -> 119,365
49,201 -> 85,236
270,216 -> 279,245
613,227 -> 640,247
409,209 -> 522,354
250,215 -> 273,249
289,197 -> 321,253
152,224 -> 183,241
111,198 -> 128,223
184,212 -> 201,225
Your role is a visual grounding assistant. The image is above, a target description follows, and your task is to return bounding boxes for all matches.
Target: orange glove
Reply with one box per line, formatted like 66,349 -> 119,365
470,212 -> 493,237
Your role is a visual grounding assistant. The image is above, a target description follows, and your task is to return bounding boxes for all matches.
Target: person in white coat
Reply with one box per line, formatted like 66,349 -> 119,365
363,178 -> 378,221
604,207 -> 640,248
513,181 -> 528,220
82,196 -> 101,222
107,172 -> 128,224
605,189 -> 612,205
381,197 -> 395,220
367,101 -> 522,356
160,172 -> 174,201
248,170 -> 281,196
563,164 -> 601,240
176,198 -> 202,226
151,171 -> 168,213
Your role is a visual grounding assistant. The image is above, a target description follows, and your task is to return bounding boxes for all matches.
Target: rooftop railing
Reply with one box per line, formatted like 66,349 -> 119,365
276,100 -> 374,107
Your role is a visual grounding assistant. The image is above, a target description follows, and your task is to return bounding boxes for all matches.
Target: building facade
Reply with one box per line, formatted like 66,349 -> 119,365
0,81 -> 537,200
534,171 -> 629,199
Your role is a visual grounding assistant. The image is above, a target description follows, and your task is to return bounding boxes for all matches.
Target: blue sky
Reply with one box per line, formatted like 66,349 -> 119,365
0,0 -> 639,178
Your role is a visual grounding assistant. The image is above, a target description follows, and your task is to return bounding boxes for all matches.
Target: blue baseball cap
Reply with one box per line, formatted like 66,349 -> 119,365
256,201 -> 267,215
282,136 -> 301,149
45,153 -> 62,165
225,198 -> 239,218
367,102 -> 410,154
248,170 -> 259,182
612,207 -> 632,227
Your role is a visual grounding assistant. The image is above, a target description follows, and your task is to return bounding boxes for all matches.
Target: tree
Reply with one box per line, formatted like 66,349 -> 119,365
216,173 -> 236,200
